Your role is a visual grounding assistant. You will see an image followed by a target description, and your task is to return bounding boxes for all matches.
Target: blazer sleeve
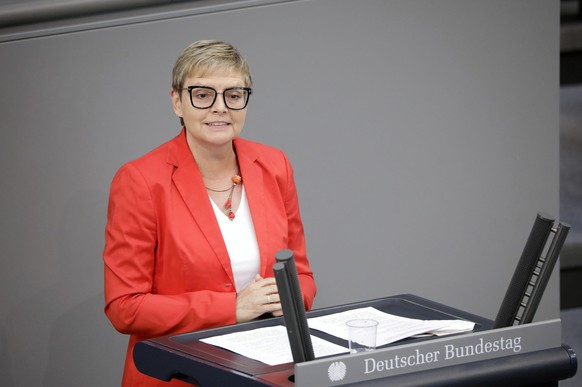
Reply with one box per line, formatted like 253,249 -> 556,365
281,153 -> 317,310
103,163 -> 237,338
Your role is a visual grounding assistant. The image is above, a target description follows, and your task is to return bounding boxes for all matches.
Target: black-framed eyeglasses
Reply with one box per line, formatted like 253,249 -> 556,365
183,86 -> 252,110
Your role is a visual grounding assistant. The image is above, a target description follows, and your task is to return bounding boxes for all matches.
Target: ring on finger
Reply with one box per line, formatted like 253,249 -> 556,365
267,295 -> 271,304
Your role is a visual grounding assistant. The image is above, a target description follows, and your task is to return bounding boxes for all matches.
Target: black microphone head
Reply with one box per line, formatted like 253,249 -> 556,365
273,262 -> 285,272
275,249 -> 294,263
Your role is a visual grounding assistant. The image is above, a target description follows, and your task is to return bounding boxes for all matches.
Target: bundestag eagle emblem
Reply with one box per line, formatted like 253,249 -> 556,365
328,360 -> 347,381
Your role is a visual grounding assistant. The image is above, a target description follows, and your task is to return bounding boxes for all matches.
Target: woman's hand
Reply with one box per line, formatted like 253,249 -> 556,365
236,274 -> 282,322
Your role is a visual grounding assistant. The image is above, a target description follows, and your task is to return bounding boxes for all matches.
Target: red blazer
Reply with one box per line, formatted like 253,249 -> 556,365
103,130 -> 316,386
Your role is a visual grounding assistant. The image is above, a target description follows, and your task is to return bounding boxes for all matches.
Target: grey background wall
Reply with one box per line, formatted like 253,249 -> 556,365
0,0 -> 559,385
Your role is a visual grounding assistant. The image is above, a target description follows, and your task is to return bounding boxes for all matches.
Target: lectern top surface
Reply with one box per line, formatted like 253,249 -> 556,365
144,294 -> 491,377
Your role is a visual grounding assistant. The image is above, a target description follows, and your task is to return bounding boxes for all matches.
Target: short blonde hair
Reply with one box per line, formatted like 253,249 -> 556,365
172,40 -> 252,92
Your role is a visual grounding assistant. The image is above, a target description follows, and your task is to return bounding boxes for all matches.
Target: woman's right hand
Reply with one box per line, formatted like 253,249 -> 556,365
236,275 -> 282,322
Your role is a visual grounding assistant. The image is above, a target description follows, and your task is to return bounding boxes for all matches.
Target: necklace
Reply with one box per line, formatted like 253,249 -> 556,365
206,174 -> 242,221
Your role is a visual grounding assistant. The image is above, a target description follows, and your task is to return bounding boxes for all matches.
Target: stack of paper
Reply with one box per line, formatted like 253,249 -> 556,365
200,307 -> 475,366
307,306 -> 475,347
200,325 -> 347,366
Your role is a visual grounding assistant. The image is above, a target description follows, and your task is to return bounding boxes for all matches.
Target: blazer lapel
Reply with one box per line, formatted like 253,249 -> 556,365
168,132 -> 235,285
235,139 -> 270,277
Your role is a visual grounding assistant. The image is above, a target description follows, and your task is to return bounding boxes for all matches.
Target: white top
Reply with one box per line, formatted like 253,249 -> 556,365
210,186 -> 260,292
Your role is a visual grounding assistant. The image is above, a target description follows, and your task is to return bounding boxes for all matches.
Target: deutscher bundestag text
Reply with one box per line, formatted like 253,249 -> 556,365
365,336 -> 522,374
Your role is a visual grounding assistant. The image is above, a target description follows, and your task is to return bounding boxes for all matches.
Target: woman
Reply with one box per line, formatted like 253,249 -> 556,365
103,40 -> 317,386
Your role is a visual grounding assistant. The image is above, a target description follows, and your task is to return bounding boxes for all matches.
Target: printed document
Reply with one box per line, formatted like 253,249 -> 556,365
307,306 -> 475,346
200,307 -> 474,366
200,325 -> 348,366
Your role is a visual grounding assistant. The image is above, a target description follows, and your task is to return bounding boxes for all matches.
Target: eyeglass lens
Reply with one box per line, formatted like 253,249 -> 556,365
189,86 -> 250,110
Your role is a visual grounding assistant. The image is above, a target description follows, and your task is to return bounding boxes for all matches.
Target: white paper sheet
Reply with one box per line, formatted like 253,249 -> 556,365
199,308 -> 474,366
200,325 -> 348,366
307,307 -> 475,346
